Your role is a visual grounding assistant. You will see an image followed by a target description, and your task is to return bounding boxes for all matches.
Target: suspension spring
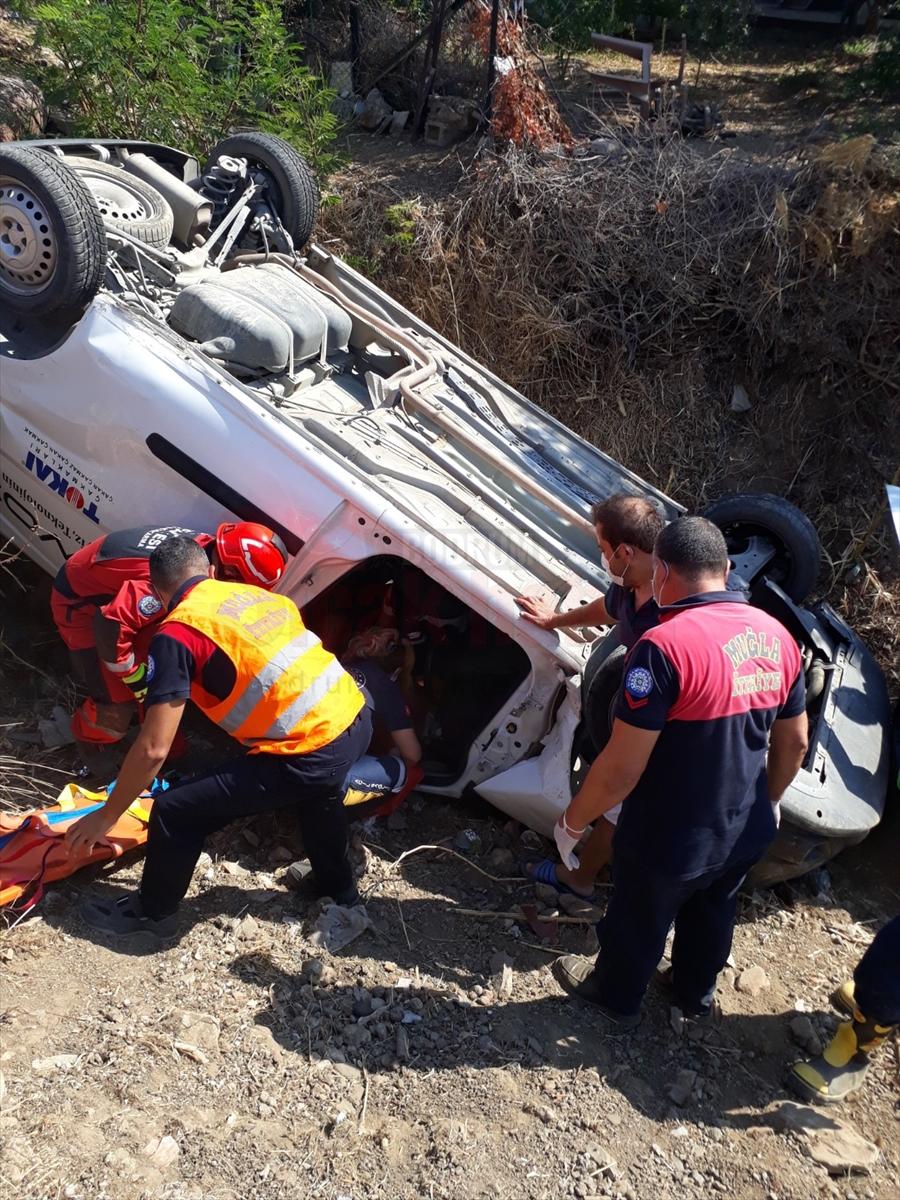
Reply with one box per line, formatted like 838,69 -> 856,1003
198,155 -> 246,225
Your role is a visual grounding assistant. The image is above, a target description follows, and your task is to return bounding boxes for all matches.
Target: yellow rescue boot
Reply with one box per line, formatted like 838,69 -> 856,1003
830,979 -> 856,1017
787,1010 -> 895,1105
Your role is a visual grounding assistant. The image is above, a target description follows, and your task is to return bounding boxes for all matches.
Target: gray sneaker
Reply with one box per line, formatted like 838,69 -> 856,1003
80,894 -> 178,941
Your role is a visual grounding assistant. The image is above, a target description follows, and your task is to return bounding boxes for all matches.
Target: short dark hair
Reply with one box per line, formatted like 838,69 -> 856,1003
150,535 -> 210,592
654,517 -> 729,580
589,493 -> 664,553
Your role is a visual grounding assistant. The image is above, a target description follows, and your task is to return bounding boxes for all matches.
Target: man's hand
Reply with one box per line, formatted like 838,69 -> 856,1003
554,813 -> 586,870
515,594 -> 557,629
767,712 -> 808,806
66,806 -> 117,855
66,701 -> 187,856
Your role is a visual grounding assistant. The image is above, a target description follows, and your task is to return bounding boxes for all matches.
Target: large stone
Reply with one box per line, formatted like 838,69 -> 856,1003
0,75 -> 46,138
534,882 -> 559,905
668,1068 -> 698,1107
489,847 -> 516,873
806,1126 -> 879,1175
172,1010 -> 220,1053
142,1135 -> 180,1170
735,965 -> 770,996
772,1102 -> 879,1176
245,1023 -> 283,1062
558,892 -> 604,921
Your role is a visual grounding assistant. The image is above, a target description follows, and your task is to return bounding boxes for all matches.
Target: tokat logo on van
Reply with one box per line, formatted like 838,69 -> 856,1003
24,451 -> 101,525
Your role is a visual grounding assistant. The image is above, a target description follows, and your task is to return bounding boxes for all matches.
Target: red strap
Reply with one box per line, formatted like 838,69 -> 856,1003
7,841 -> 55,914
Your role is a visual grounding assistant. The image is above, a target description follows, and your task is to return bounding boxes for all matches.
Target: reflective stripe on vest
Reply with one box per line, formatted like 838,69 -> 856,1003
217,629 -> 318,734
162,579 -> 364,755
263,657 -> 348,739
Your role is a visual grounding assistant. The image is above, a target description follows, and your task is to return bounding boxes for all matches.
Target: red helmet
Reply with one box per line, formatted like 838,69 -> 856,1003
215,522 -> 288,589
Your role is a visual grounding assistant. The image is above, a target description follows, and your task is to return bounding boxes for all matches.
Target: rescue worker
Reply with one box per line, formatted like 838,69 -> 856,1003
788,915 -> 900,1103
66,535 -> 370,939
552,517 -> 809,1026
516,494 -> 665,897
51,522 -> 288,750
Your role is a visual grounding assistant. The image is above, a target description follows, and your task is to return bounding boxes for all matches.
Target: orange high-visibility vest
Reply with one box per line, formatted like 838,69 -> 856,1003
163,579 -> 364,755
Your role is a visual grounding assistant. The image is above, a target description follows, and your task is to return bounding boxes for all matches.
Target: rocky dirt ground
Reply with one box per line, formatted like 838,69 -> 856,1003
1,564 -> 899,1200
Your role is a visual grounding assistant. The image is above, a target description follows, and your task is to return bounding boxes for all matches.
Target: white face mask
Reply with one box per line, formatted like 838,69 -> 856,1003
601,546 -> 630,588
652,561 -> 670,608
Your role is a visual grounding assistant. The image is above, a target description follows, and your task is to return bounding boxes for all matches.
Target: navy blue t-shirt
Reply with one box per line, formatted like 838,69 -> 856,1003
343,659 -> 411,733
604,584 -> 660,651
612,592 -> 805,879
604,574 -> 749,652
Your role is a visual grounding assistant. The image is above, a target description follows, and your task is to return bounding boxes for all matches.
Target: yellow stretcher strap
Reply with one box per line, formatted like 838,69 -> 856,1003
66,784 -> 153,826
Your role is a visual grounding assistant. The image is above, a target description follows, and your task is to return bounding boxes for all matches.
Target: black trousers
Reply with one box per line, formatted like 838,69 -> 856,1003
139,709 -> 371,917
592,850 -> 758,1016
855,915 -> 900,1025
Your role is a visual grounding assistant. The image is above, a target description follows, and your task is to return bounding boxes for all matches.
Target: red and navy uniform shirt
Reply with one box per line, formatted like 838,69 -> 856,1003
612,591 -> 805,879
53,526 -> 213,665
604,574 -> 748,652
145,577 -> 237,709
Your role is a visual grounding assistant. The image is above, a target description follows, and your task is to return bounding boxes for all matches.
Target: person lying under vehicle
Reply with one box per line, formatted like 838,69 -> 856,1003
66,535 -> 370,939
286,626 -> 424,888
51,521 -> 288,756
341,625 -> 423,809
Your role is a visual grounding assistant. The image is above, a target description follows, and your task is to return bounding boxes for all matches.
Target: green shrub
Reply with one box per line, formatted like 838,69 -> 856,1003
384,201 -> 417,248
841,32 -> 900,101
528,0 -> 751,73
25,0 -> 339,171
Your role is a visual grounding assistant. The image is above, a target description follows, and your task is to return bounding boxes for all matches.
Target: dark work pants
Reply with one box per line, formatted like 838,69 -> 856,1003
140,710 -> 371,917
592,851 -> 757,1016
854,915 -> 900,1025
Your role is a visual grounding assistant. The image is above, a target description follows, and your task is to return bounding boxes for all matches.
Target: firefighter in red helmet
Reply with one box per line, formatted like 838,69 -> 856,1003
51,521 -> 289,753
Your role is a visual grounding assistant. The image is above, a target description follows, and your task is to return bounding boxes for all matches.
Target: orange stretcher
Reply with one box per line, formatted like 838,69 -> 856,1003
0,782 -> 158,912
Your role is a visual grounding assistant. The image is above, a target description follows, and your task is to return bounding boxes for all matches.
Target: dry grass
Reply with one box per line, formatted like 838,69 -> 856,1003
322,129 -> 900,692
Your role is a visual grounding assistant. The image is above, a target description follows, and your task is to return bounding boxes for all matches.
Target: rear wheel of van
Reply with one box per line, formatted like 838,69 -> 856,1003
0,145 -> 106,318
581,633 -> 627,757
749,826 -> 863,886
703,492 -> 821,604
203,131 -> 318,252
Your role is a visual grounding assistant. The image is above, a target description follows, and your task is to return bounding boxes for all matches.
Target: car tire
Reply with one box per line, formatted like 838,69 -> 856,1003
204,131 -> 318,251
0,145 -> 106,317
702,492 -> 821,604
67,157 -> 174,248
748,825 -> 863,887
582,638 -> 627,757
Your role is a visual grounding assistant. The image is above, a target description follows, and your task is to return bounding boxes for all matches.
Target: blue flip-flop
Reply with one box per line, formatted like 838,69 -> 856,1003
526,857 -> 595,900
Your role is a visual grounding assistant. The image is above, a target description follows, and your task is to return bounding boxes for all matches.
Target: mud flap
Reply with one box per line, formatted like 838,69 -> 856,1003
475,691 -> 579,838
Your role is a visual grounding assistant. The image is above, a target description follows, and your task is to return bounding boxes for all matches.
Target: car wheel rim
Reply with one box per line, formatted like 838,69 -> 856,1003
721,523 -> 787,587
75,169 -> 150,223
0,178 -> 58,295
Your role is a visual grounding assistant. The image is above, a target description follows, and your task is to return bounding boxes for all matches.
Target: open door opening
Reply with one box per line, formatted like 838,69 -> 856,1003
302,556 -> 530,786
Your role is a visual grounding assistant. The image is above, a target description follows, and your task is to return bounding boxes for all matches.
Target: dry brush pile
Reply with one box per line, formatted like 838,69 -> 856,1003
323,131 -> 900,690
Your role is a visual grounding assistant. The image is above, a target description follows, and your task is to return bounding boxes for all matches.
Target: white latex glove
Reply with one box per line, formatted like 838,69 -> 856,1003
554,813 -> 586,871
